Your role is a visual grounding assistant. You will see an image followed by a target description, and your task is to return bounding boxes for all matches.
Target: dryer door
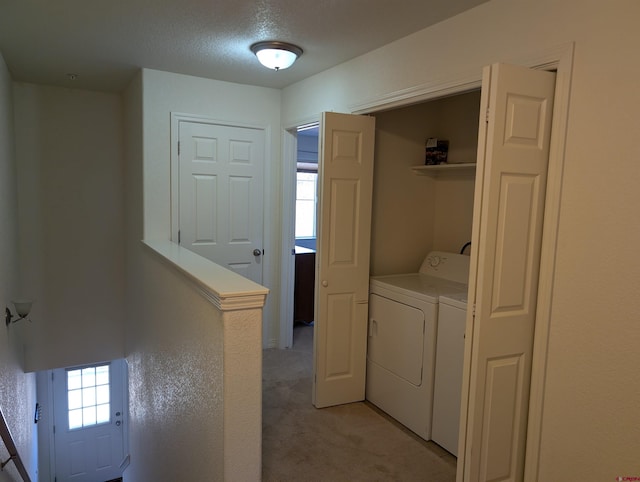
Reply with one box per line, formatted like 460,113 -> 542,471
368,293 -> 425,386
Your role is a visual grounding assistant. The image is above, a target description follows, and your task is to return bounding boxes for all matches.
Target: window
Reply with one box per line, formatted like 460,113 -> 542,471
295,171 -> 317,238
67,364 -> 110,430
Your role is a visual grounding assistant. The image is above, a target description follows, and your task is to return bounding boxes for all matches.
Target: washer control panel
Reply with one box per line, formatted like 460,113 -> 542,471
419,251 -> 470,284
427,254 -> 444,268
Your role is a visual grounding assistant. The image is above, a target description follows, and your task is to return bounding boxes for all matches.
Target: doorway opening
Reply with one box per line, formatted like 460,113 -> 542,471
292,124 -> 319,334
294,124 -> 319,249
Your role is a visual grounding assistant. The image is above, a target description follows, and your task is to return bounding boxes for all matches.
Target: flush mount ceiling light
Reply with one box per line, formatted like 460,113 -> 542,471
250,41 -> 303,71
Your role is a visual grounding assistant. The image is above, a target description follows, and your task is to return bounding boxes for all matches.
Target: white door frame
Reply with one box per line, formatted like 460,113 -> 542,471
280,118 -> 319,349
279,42 -> 574,478
279,127 -> 298,348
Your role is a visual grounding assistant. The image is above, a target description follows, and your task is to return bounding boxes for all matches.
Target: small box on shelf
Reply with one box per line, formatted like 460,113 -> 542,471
425,138 -> 449,165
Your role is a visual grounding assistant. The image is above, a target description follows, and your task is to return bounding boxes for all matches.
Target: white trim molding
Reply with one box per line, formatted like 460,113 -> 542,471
524,41 -> 575,482
143,240 -> 269,312
350,71 -> 482,114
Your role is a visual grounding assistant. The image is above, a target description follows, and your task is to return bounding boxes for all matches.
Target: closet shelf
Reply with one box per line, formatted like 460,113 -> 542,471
411,162 -> 476,178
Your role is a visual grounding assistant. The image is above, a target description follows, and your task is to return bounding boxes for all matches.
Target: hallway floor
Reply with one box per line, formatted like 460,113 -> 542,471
262,324 -> 457,481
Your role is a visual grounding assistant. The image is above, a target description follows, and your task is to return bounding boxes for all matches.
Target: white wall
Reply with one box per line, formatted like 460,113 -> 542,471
123,71 -> 264,481
283,0 -> 640,479
0,51 -> 37,482
125,250 -> 226,481
370,103 -> 437,274
13,83 -> 126,372
430,92 -> 479,254
140,69 -> 282,347
124,70 -> 227,481
370,91 -> 479,275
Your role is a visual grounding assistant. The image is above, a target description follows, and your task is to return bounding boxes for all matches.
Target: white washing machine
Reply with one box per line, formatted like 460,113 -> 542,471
366,251 -> 469,441
432,290 -> 468,456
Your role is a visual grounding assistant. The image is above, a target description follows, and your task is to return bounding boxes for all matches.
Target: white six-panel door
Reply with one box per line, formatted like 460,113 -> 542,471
313,112 -> 375,408
178,120 -> 265,284
459,63 -> 556,482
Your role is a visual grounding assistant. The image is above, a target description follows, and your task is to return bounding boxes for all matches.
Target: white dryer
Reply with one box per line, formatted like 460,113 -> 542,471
366,251 -> 469,441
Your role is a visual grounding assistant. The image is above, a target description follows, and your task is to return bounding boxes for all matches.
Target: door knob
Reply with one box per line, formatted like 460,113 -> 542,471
115,420 -> 121,426
322,280 -> 328,287
253,249 -> 262,256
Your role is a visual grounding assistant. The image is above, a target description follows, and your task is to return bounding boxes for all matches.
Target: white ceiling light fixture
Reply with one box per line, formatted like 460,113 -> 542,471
250,41 -> 303,71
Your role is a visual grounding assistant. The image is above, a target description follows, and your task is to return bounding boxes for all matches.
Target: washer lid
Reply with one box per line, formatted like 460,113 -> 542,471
370,273 -> 465,303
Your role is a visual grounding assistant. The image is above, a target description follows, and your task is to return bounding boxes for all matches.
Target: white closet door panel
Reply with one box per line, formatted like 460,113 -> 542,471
461,63 -> 555,482
193,174 -> 217,244
228,176 -> 252,243
314,112 -> 375,408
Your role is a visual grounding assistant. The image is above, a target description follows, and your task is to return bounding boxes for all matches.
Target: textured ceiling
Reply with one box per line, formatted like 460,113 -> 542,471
0,0 -> 488,92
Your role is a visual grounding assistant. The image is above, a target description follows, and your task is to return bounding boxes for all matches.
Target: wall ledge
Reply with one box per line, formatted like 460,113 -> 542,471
142,240 -> 269,311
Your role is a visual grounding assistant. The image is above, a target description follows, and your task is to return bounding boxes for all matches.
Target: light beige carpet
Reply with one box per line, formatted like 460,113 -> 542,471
262,324 -> 457,481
